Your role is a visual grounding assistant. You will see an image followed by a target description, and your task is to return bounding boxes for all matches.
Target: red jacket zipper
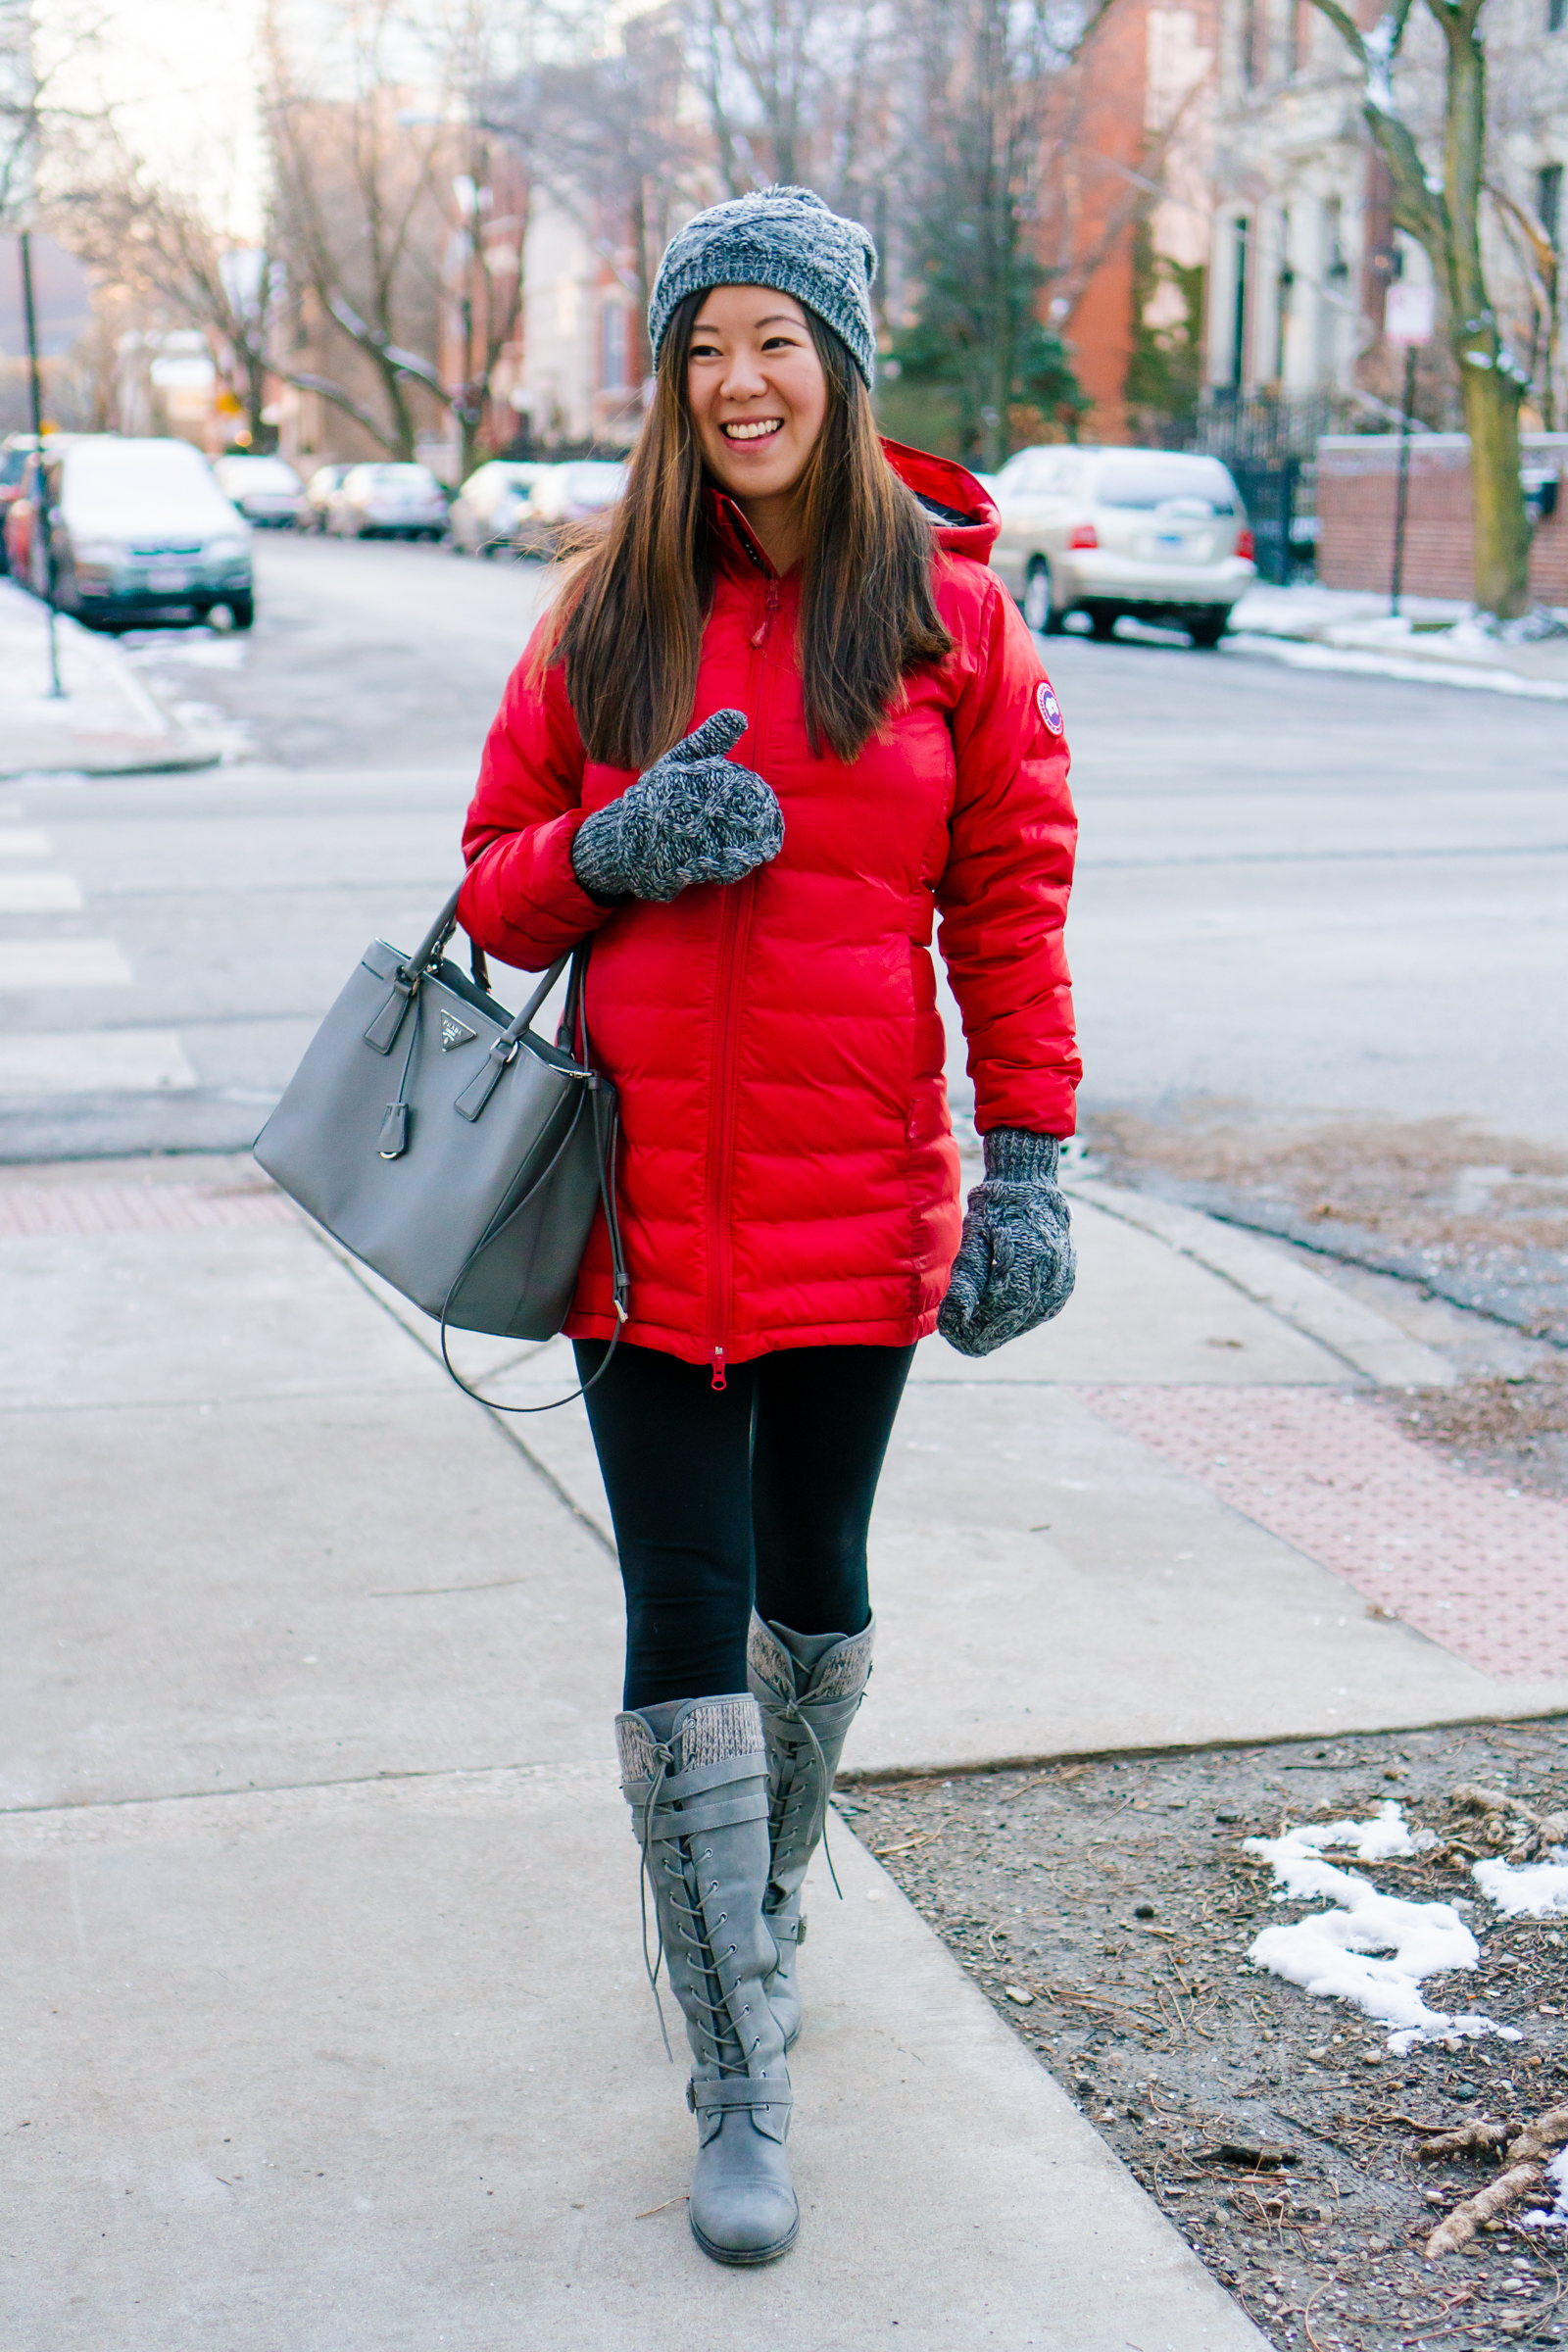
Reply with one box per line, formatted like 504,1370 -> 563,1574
707,881 -> 750,1389
749,581 -> 780,648
708,578 -> 779,1386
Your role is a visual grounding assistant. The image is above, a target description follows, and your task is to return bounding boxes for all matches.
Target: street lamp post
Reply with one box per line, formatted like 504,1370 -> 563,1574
18,228 -> 63,698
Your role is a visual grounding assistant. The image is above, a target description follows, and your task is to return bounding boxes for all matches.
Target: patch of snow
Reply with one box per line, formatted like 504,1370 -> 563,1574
1245,1806 -> 1518,2053
1474,1855 -> 1568,1919
123,630 -> 249,670
1226,634 -> 1568,703
1522,2146 -> 1568,2231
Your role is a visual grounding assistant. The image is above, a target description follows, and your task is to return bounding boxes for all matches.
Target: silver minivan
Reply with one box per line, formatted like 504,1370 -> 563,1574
989,446 -> 1255,646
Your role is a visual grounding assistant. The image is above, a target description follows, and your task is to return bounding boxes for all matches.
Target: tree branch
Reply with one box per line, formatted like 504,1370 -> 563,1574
273,369 -> 400,453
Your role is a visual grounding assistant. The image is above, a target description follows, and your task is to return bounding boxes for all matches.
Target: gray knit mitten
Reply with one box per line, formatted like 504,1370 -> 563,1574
938,1130 -> 1076,1358
571,709 -> 783,905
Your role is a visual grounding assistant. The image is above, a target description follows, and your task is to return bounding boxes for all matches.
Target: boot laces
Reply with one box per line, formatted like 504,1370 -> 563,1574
768,1696 -> 843,1900
636,1750 -> 760,2077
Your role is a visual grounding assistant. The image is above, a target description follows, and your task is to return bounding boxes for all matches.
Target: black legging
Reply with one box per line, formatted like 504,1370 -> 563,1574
573,1339 -> 915,1708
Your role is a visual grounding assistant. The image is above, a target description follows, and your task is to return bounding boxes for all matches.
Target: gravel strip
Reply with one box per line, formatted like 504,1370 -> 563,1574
1083,1111 -> 1568,1348
843,1719 -> 1568,2350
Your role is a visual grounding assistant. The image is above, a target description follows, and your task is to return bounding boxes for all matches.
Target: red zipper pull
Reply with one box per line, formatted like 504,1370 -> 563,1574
749,582 -> 780,649
710,1346 -> 727,1392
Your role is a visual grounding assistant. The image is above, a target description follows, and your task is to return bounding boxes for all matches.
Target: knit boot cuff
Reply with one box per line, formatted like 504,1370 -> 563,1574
615,1694 -> 764,1785
748,1611 -> 875,1704
982,1128 -> 1062,1185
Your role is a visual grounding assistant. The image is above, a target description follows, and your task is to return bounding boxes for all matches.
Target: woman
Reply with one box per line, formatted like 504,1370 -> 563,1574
458,185 -> 1080,2268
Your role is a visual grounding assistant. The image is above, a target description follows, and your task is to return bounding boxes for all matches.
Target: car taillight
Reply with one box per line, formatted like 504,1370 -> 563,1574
1235,526 -> 1255,561
1066,521 -> 1099,550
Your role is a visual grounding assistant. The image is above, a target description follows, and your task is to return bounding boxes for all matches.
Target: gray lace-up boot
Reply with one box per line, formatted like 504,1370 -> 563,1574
616,1692 -> 799,2267
746,1612 -> 875,2050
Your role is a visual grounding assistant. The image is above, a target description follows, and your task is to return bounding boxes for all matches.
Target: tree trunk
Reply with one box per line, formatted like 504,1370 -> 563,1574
1460,352 -> 1532,618
1434,0 -> 1533,618
244,349 -> 269,447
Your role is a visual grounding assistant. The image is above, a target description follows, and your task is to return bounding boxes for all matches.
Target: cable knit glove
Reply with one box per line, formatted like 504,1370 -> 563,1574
938,1130 -> 1077,1358
570,708 -> 783,905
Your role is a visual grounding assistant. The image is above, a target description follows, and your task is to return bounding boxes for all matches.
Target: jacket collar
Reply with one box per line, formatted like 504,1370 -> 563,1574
703,436 -> 1000,581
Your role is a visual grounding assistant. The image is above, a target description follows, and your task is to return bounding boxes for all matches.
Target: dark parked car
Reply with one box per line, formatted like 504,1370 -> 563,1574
10,434 -> 254,629
448,461 -> 552,556
212,454 -> 307,528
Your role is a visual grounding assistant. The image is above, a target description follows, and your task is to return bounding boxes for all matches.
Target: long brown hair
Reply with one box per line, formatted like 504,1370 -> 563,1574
540,291 -> 954,768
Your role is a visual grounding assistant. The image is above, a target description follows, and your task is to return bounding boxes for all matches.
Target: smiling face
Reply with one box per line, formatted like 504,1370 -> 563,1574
685,286 -> 831,514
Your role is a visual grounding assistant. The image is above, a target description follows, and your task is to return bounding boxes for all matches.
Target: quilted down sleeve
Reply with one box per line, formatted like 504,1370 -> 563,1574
457,621 -> 614,970
935,574 -> 1081,1138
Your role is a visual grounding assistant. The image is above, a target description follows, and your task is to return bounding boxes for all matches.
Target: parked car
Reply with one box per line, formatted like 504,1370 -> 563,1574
303,462 -> 354,532
212,453 -> 307,528
0,433 -> 42,575
326,462 -> 449,541
9,434 -> 253,630
448,461 -> 552,557
989,445 -> 1255,646
512,460 -> 628,556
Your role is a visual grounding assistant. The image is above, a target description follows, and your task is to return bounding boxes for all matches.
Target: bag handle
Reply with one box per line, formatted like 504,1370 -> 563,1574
438,933 -> 629,1414
413,885 -> 493,996
436,1060 -> 629,1415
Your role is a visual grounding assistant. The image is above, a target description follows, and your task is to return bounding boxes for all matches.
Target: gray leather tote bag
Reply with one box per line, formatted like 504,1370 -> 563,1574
254,885 -> 627,1409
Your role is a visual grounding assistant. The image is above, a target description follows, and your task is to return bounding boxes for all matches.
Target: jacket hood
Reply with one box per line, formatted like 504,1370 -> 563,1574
880,438 -> 1000,563
705,436 -> 1000,576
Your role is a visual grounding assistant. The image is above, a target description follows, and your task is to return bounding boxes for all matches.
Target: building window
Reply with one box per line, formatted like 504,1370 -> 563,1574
1240,0 -> 1262,85
1231,218 -> 1250,388
1550,0 -> 1565,34
600,304 -> 627,393
1541,164 -> 1563,246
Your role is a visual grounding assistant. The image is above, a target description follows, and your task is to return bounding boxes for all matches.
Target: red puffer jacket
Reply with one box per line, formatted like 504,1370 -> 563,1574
459,441 -> 1079,1377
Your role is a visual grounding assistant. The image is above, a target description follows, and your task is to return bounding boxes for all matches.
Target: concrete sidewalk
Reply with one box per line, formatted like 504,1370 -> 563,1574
6,1152 -> 1565,2347
0,580 -> 220,778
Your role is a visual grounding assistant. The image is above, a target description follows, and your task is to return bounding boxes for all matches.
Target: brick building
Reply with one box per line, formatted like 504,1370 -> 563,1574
1318,434 -> 1568,602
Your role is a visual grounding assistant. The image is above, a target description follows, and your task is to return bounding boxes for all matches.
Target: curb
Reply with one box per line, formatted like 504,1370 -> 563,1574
1063,1172 -> 1455,1387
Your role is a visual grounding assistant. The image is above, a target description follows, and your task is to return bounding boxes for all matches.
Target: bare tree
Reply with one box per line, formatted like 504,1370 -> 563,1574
1305,0 -> 1545,622
685,0 -> 898,220
488,8 -> 690,393
888,0 -> 1111,469
262,0 -> 454,458
51,133 -> 284,444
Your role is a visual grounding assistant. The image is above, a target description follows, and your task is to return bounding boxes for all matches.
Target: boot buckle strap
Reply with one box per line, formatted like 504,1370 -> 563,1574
688,2076 -> 794,2115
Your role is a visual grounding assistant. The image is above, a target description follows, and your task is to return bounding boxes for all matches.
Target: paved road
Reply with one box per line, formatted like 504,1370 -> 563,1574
0,532 -> 1562,1161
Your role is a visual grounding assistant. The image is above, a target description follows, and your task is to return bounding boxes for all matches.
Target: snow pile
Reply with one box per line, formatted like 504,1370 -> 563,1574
1523,2147 -> 1568,2232
1473,1856 -> 1568,1919
1244,1804 -> 1514,2053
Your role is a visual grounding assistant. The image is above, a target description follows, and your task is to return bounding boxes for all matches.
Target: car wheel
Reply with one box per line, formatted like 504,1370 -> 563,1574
226,594 -> 256,632
1022,558 -> 1064,635
1088,607 -> 1119,641
1187,608 -> 1229,649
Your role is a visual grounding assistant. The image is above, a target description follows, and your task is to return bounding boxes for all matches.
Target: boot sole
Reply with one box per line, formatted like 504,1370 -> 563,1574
690,2207 -> 800,2267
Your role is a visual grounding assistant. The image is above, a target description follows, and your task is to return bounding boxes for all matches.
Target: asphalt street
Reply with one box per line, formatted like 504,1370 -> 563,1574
0,530 -> 1562,1161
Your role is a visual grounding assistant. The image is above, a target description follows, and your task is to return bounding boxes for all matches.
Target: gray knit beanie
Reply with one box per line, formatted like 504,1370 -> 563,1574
647,184 -> 878,388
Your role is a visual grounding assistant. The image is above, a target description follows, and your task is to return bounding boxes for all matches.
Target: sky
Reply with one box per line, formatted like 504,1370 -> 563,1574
39,0 -> 268,238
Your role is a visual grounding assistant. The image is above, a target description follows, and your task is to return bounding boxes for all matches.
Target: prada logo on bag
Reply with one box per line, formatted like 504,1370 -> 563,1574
439,1009 -> 479,1051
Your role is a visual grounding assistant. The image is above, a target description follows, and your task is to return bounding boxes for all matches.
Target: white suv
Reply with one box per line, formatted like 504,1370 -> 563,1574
990,446 -> 1255,647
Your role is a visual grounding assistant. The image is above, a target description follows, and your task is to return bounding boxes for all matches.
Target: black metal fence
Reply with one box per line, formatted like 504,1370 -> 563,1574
1144,395 -> 1359,583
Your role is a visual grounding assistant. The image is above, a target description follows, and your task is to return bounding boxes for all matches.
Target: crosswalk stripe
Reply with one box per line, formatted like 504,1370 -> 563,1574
0,830 -> 53,858
0,873 -> 85,911
0,1029 -> 196,1097
0,940 -> 133,988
